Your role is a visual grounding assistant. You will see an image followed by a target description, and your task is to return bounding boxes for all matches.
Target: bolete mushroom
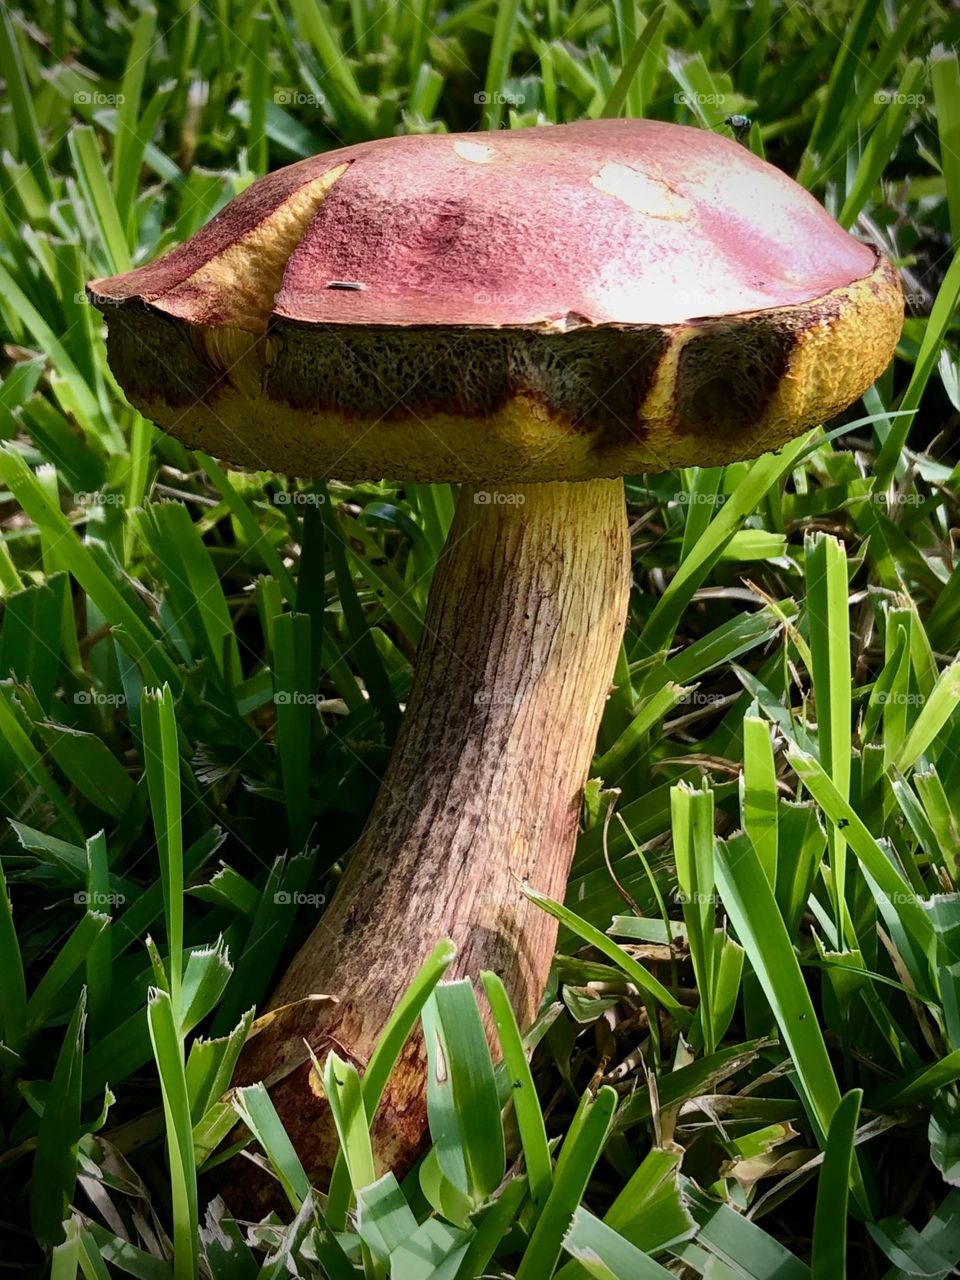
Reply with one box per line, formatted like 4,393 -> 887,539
89,119 -> 902,1196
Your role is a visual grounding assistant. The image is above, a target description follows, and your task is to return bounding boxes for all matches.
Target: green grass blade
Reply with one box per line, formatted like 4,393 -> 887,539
232,1082 -> 311,1210
31,990 -> 86,1247
481,970 -> 553,1211
516,1087 -> 617,1280
327,938 -> 457,1228
146,989 -> 198,1280
141,686 -> 185,1014
811,1089 -> 862,1280
715,833 -> 842,1150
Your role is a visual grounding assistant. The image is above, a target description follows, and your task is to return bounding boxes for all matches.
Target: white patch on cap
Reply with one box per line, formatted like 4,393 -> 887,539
590,163 -> 689,219
453,140 -> 496,163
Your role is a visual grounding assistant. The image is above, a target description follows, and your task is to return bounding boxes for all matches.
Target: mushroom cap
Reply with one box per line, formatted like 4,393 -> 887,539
89,119 -> 902,482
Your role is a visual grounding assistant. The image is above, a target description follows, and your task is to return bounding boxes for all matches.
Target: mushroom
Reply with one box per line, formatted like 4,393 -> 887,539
89,119 -> 902,1195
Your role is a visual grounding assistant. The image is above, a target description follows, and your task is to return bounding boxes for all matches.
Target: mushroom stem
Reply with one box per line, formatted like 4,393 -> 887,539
234,477 -> 630,1194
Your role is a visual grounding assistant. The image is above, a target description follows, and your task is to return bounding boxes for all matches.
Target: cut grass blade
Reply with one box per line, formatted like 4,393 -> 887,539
515,1087 -> 617,1280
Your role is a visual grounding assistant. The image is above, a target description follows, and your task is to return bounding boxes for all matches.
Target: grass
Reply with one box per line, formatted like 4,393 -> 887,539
1,0 -> 959,1275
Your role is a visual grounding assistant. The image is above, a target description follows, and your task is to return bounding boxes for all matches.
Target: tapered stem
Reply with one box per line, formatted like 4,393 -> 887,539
232,478 -> 630,1201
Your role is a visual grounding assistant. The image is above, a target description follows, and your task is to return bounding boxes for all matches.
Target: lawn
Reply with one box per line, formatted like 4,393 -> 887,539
1,0 -> 960,1276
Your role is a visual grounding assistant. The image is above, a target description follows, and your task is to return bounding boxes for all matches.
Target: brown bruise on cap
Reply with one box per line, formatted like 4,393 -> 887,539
96,255 -> 902,482
89,119 -> 904,482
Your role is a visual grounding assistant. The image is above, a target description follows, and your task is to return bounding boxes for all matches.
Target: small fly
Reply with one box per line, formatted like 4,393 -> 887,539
723,114 -> 753,145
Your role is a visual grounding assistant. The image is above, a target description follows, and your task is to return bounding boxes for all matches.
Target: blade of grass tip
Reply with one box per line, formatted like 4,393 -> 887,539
141,686 -> 184,1016
741,715 -> 778,887
323,1051 -> 378,1194
453,1175 -> 527,1280
594,681 -> 691,779
932,47 -> 960,250
805,533 -> 852,940
811,1089 -> 862,1280
147,989 -> 198,1280
481,0 -> 522,129
562,1207 -> 677,1280
481,970 -> 553,1212
875,249 -> 960,484
600,4 -> 665,120
672,781 -> 719,1053
50,1217 -> 82,1280
232,1082 -> 311,1211
31,990 -> 86,1247
326,938 -> 457,1229
515,1087 -> 617,1280
523,886 -> 691,1026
